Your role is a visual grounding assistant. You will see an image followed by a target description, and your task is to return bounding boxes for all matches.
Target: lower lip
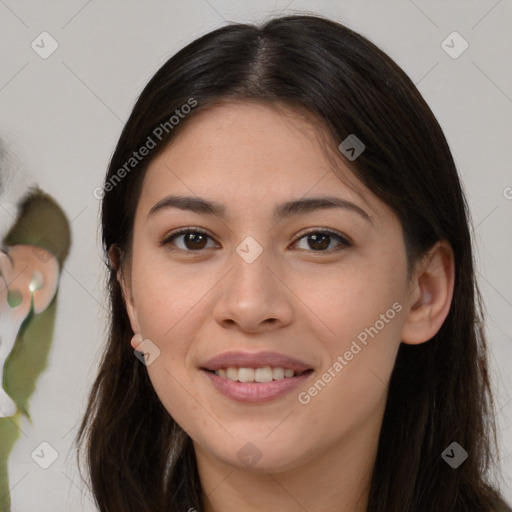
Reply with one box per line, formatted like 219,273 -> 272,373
201,369 -> 314,403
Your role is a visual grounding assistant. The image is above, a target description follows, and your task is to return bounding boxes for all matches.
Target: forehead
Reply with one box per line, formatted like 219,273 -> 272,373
139,101 -> 386,222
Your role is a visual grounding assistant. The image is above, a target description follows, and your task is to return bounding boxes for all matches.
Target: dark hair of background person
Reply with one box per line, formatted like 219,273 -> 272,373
75,14 -> 511,512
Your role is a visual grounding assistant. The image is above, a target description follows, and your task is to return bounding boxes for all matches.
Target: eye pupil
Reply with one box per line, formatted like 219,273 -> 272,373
308,233 -> 330,250
185,232 -> 207,250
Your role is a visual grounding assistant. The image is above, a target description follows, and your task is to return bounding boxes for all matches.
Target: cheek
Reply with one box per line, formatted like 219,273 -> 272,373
301,262 -> 404,413
295,314 -> 402,447
313,261 -> 405,345
130,250 -> 213,340
129,254 -> 217,400
132,270 -> 206,428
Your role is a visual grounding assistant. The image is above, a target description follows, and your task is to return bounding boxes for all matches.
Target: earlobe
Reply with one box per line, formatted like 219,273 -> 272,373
400,240 -> 455,345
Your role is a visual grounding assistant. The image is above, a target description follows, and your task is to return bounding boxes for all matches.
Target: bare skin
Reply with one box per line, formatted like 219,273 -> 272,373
115,101 -> 455,512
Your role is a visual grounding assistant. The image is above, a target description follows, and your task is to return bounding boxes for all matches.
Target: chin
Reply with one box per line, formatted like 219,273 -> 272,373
201,436 -> 310,474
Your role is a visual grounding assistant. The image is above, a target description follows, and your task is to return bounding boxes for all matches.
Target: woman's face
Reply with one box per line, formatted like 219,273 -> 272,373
121,101 -> 416,473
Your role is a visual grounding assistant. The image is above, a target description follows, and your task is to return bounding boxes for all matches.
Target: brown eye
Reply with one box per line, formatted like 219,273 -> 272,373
307,233 -> 330,250
160,229 -> 217,251
181,232 -> 208,250
295,229 -> 351,252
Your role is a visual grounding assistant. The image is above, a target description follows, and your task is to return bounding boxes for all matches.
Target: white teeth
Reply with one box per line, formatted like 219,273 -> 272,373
226,367 -> 238,380
213,366 -> 306,382
254,366 -> 273,383
272,367 -> 284,380
238,368 -> 255,382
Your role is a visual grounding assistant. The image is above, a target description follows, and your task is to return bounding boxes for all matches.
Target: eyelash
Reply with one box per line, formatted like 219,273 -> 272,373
159,227 -> 352,253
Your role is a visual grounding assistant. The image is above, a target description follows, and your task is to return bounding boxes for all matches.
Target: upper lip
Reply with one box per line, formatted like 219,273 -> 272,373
200,351 -> 313,372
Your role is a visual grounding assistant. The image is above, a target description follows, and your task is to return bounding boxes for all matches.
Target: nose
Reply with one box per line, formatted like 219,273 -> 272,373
212,242 -> 294,334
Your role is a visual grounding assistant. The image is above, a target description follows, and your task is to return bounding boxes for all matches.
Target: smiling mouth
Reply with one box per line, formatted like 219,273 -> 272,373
203,366 -> 314,383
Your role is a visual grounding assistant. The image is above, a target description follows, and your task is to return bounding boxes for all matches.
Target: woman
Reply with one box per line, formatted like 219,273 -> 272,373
76,14 -> 511,512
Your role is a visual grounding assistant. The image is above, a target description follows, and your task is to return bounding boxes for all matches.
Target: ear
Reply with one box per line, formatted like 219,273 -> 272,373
400,240 -> 455,345
108,244 -> 141,336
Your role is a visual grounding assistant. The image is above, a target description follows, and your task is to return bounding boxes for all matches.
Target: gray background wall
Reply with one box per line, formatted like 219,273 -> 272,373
1,1 -> 511,510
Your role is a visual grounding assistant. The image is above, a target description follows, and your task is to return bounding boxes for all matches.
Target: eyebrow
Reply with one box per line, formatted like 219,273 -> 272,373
147,195 -> 373,224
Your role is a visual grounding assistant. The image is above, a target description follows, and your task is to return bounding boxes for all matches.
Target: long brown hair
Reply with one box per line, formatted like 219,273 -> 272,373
76,14 -> 511,511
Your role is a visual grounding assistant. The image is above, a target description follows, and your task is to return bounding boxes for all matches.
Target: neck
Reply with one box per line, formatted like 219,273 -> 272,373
195,410 -> 382,512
